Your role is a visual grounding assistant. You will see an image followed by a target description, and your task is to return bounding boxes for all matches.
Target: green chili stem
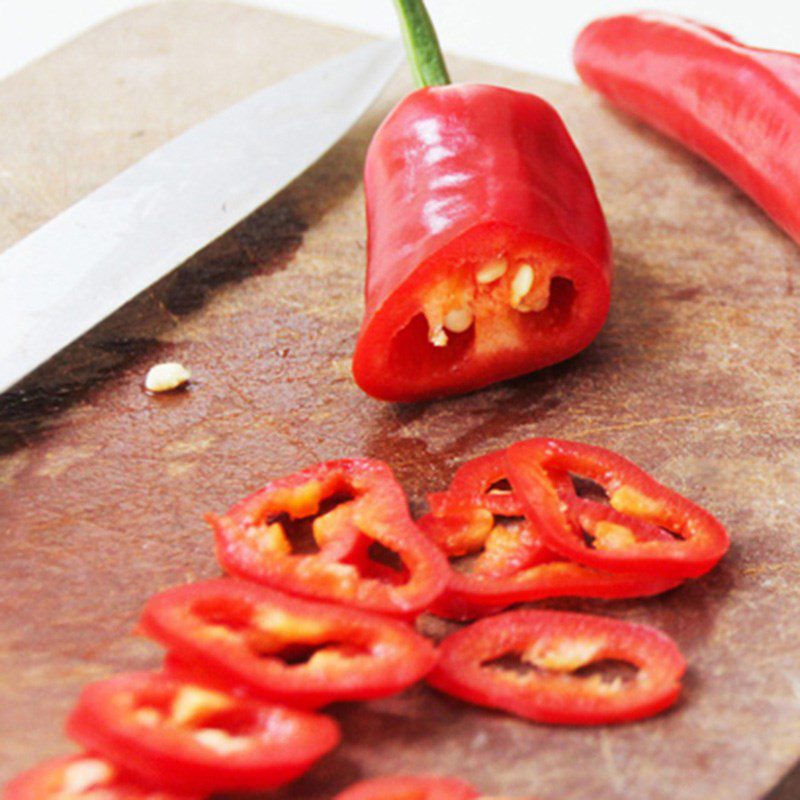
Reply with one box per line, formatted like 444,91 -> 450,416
392,0 -> 451,88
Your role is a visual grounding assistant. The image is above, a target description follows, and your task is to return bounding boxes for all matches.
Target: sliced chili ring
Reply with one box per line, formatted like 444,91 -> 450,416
208,458 -> 449,618
419,483 -> 680,620
140,579 -> 438,709
505,438 -> 730,578
2,755 -> 200,800
332,775 -> 480,800
428,610 -> 685,725
427,450 -> 526,519
65,672 -> 340,793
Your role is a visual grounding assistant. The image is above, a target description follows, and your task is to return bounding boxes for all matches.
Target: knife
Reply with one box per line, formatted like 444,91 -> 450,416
0,39 -> 402,393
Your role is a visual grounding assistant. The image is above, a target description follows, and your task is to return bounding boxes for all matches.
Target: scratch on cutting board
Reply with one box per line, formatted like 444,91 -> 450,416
572,399 -> 793,438
784,672 -> 800,707
600,730 -> 625,793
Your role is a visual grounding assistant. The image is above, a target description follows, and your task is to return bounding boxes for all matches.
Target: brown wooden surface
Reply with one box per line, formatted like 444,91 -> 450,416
1,3 -> 800,798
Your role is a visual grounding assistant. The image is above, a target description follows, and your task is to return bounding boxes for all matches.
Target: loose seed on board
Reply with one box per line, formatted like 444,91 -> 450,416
145,362 -> 191,393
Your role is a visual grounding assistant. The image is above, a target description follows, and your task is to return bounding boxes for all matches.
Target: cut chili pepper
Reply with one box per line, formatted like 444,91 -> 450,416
208,458 -> 449,618
65,672 -> 339,794
140,579 -> 438,709
2,755 -> 199,800
505,438 -> 730,578
352,0 -> 611,402
428,609 -> 685,724
574,13 -> 800,247
332,774 -> 479,800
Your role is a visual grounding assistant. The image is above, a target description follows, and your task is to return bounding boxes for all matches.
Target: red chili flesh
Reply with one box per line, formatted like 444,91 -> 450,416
574,13 -> 800,246
353,84 -> 612,402
428,609 -> 686,725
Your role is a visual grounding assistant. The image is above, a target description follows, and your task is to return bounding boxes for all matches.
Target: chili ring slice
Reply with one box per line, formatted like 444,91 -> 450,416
2,754 -> 199,800
140,579 -> 438,709
65,672 -> 340,794
427,610 -> 685,725
506,438 -> 730,578
209,458 -> 449,618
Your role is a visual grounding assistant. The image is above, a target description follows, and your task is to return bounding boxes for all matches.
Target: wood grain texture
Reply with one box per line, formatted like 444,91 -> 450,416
1,3 -> 799,798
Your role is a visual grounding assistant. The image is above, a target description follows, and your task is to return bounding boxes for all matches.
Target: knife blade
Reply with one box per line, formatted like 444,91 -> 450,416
0,39 -> 402,393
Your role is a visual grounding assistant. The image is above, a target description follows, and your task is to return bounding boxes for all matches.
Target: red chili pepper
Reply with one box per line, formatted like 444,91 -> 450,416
208,458 -> 449,618
140,579 -> 438,709
65,672 -> 340,794
505,438 -> 730,579
427,610 -> 685,725
331,774 -> 479,800
2,755 -> 199,800
351,0 -> 611,402
573,13 -> 800,246
418,454 -> 680,620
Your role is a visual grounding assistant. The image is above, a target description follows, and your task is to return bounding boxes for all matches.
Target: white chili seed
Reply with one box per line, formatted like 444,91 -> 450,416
476,258 -> 508,284
443,307 -> 474,333
510,264 -> 535,309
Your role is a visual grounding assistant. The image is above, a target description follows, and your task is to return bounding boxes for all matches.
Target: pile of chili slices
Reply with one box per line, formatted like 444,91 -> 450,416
4,438 -> 729,800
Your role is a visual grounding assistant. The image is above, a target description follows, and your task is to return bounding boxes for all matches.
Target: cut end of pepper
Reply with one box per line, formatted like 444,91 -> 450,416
353,222 -> 608,402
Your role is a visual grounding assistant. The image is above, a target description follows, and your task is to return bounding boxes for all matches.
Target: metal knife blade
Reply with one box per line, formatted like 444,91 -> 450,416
0,39 -> 401,393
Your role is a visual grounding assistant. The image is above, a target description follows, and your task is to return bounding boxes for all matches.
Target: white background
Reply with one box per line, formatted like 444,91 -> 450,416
1,0 -> 798,84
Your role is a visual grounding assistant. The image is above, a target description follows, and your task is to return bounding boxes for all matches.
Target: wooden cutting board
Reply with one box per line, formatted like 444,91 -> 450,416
1,3 -> 799,798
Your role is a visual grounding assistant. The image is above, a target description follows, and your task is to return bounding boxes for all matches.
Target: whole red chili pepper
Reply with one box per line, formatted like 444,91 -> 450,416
352,0 -> 612,402
574,13 -> 800,246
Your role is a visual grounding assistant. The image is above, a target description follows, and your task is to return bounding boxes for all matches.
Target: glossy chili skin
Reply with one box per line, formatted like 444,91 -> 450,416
428,610 -> 686,725
419,453 -> 680,620
332,775 -> 479,800
2,755 -> 199,800
574,13 -> 800,245
208,458 -> 449,618
65,672 -> 340,794
141,579 -> 438,709
505,438 -> 730,579
352,84 -> 612,402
